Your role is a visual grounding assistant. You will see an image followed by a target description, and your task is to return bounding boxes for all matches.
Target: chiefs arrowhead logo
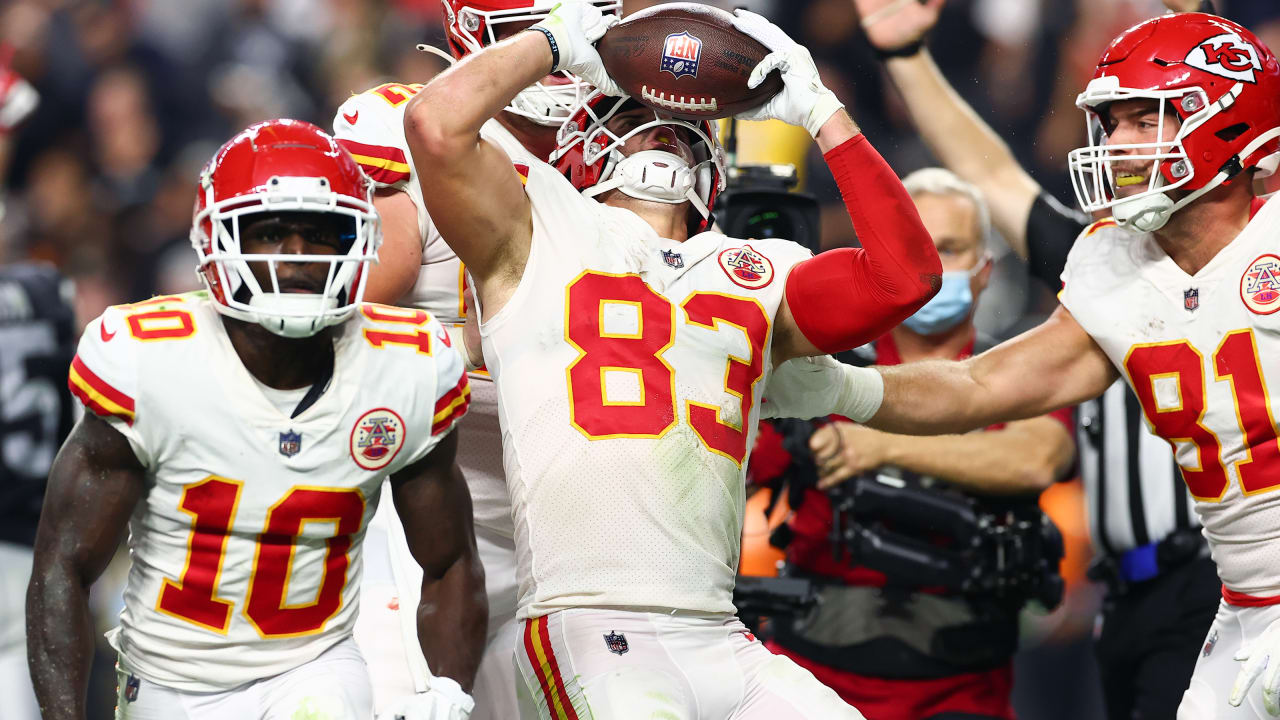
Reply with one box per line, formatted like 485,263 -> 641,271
343,110 -> 359,125
1186,33 -> 1263,83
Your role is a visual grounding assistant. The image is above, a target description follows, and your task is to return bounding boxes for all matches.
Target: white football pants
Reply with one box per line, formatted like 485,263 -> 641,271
1180,599 -> 1280,719
514,608 -> 866,720
114,636 -> 371,719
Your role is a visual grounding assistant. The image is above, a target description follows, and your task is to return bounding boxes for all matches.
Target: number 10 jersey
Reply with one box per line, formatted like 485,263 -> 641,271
68,293 -> 468,691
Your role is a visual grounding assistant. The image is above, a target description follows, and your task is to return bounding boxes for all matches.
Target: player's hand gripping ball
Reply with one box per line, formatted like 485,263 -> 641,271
596,2 -> 785,121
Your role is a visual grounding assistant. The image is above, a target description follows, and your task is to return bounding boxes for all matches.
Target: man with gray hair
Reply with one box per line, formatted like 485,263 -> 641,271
751,167 -> 1076,720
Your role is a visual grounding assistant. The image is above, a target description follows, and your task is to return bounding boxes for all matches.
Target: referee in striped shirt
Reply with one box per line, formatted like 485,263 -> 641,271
849,0 -> 1223,716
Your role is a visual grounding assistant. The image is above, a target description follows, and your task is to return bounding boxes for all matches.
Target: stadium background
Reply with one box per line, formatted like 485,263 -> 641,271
4,0 -> 1280,717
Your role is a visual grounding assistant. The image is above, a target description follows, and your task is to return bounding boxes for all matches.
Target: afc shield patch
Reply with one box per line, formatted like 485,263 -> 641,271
604,630 -> 629,655
662,249 -> 684,269
1184,288 -> 1199,313
718,244 -> 775,290
1241,253 -> 1280,314
278,430 -> 302,457
661,32 -> 702,79
350,408 -> 407,470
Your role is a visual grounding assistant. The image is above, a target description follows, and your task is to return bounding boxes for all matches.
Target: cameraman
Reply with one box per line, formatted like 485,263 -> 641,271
756,168 -> 1075,720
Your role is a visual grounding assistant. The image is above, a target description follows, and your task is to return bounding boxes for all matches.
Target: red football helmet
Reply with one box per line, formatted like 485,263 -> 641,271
440,0 -> 621,126
191,119 -> 380,338
553,91 -> 726,235
1069,13 -> 1280,232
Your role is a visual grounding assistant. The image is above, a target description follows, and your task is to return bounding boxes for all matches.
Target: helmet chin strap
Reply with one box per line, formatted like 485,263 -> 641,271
584,150 -> 710,219
248,293 -> 341,338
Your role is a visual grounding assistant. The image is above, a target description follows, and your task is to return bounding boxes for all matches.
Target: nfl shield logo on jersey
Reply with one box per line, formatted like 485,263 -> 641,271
662,249 -> 684,269
350,408 -> 407,470
661,32 -> 702,79
1241,253 -> 1280,314
604,631 -> 629,655
1184,288 -> 1199,312
278,430 -> 302,457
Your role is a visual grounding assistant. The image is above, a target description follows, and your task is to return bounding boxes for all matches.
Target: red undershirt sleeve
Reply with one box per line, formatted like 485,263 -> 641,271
784,134 -> 942,354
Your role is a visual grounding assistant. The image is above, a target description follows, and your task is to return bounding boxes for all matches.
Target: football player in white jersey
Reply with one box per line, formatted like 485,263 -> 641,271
331,2 -> 620,718
802,12 -> 1280,720
25,119 -> 486,720
403,2 -> 944,718
331,3 -> 884,717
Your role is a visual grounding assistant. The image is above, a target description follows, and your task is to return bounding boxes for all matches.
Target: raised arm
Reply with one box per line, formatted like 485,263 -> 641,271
722,11 -> 942,365
852,0 -> 1041,253
403,33 -> 540,297
404,1 -> 619,311
870,304 -> 1117,434
27,414 -> 146,720
388,430 -> 486,709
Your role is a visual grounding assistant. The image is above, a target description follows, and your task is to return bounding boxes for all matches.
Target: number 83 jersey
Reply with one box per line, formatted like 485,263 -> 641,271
1061,198 -> 1280,599
480,162 -> 811,619
66,292 -> 469,692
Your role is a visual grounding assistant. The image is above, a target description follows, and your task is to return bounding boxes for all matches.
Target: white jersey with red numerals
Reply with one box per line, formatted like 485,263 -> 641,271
332,81 -> 531,538
1060,199 -> 1280,597
66,292 -> 469,692
479,160 -> 812,619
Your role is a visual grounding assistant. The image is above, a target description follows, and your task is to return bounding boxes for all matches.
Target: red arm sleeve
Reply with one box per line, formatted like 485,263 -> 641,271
784,134 -> 942,354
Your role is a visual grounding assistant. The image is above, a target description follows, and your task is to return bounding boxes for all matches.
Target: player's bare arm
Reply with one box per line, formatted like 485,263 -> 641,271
389,430 -> 487,695
868,304 -> 1117,434
362,189 -> 424,304
27,414 -> 145,720
403,33 -> 545,310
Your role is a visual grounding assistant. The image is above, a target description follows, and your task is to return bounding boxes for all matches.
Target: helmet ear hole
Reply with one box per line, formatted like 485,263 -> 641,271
1217,123 -> 1250,142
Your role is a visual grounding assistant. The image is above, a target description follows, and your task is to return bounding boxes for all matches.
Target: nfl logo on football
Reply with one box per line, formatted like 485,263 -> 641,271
661,31 -> 702,79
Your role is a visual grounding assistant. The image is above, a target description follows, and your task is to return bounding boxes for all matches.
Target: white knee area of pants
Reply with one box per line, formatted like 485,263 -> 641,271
587,666 -> 690,720
272,689 -> 357,720
753,656 -> 866,720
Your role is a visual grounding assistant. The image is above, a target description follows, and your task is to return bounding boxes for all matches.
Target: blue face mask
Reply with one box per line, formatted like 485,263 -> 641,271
902,266 -> 979,336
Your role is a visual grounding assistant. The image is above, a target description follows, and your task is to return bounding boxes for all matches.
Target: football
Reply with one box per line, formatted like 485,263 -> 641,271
597,3 -> 784,121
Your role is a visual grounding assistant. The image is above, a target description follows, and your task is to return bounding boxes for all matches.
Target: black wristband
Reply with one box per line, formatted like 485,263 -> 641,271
873,40 -> 924,61
526,26 -> 560,72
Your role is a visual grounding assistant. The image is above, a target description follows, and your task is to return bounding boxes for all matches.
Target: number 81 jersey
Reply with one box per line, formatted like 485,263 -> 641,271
66,292 -> 469,692
1061,198 -> 1280,598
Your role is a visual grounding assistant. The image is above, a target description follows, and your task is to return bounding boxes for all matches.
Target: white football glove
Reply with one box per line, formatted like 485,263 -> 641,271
1231,618 -> 1280,715
377,677 -> 475,720
730,9 -> 844,138
529,0 -> 624,96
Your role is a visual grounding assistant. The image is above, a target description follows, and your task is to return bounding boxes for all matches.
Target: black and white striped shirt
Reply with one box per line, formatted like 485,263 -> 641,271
1078,380 -> 1201,555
